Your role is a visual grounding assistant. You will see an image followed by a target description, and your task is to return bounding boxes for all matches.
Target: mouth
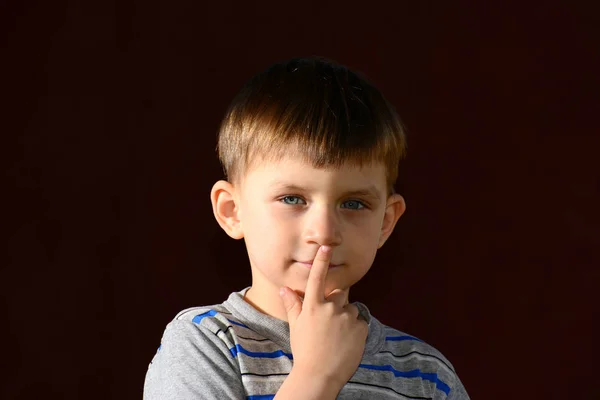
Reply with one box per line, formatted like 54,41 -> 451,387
296,261 -> 342,269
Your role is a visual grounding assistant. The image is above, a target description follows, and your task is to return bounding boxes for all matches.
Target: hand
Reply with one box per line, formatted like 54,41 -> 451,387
279,245 -> 369,391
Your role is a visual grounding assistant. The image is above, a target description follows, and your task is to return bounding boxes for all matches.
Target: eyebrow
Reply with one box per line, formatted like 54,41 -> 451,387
269,182 -> 382,202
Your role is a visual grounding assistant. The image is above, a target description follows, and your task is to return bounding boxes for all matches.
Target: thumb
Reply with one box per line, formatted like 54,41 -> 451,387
279,286 -> 302,327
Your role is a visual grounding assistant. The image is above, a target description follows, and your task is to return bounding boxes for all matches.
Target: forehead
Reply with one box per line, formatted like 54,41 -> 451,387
243,155 -> 387,192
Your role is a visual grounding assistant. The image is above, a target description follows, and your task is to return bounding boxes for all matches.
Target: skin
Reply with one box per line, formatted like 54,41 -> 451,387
274,244 -> 370,398
210,154 -> 406,322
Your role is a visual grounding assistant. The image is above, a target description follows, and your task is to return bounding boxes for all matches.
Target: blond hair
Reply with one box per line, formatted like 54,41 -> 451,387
216,56 -> 407,196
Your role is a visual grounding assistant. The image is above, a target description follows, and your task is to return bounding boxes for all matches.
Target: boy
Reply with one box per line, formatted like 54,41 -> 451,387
144,56 -> 470,399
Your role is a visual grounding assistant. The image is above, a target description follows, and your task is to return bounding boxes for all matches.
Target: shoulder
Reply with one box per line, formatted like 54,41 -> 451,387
174,303 -> 234,329
145,305 -> 247,399
154,303 -> 247,366
372,323 -> 470,399
165,303 -> 246,343
378,324 -> 457,373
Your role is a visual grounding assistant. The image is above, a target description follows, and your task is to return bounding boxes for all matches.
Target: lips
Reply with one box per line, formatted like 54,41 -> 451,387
297,261 -> 342,268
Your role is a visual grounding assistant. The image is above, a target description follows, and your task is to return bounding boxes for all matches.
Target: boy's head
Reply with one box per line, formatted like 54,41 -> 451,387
210,57 -> 407,318
216,56 -> 406,194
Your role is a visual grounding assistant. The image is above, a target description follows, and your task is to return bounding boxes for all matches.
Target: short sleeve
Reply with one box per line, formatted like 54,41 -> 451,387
143,319 -> 245,400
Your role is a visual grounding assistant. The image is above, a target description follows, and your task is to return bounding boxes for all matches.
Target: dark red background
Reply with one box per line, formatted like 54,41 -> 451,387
3,1 -> 599,399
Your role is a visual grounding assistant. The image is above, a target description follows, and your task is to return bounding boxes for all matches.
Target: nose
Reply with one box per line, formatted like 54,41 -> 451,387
302,204 -> 342,247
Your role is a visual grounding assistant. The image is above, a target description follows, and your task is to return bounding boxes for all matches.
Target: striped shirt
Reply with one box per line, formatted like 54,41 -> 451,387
144,287 -> 469,399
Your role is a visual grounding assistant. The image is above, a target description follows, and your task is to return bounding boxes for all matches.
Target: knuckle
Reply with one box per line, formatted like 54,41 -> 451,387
303,303 -> 317,314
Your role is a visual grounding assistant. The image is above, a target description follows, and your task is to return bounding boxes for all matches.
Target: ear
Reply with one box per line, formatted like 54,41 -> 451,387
378,194 -> 406,248
210,180 -> 244,240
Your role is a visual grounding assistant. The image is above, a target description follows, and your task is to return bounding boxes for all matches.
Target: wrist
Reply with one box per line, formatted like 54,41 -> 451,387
275,367 -> 342,400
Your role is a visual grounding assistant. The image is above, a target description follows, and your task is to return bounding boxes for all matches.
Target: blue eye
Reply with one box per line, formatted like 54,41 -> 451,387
279,196 -> 366,210
281,196 -> 305,205
342,200 -> 366,210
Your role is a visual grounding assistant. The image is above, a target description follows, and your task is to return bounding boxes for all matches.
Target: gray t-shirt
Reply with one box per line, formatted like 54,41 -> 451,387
144,287 -> 469,399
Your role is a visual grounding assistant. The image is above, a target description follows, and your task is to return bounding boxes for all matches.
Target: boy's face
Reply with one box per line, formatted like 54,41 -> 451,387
211,154 -> 405,320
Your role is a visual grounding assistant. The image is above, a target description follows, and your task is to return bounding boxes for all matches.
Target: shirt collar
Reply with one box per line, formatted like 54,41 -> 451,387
223,286 -> 385,356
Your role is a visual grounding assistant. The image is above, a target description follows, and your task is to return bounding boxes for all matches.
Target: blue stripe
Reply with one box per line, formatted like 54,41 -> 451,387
247,395 -> 275,400
228,319 -> 250,329
358,364 -> 450,395
386,335 -> 423,342
191,310 -> 250,329
229,344 -> 293,360
192,310 -> 218,324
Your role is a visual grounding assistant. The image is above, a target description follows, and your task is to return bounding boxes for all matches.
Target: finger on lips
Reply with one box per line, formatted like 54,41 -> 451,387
304,245 -> 332,304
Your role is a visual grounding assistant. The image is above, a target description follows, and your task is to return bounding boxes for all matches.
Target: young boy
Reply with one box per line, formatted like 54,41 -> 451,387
144,57 -> 470,399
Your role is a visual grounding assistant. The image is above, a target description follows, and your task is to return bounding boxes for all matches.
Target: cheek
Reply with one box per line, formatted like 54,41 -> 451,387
351,240 -> 378,263
243,206 -> 292,261
347,220 -> 381,261
243,202 -> 274,232
349,213 -> 381,237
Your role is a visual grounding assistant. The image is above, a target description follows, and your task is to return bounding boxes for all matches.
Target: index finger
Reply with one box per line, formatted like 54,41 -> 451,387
303,245 -> 332,306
